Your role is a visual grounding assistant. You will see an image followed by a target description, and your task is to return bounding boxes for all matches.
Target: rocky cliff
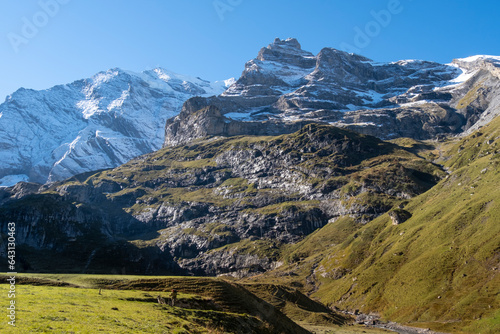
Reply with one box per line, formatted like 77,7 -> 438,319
164,38 -> 500,146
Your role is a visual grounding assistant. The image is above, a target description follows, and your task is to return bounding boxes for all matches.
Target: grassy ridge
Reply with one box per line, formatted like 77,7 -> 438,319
6,285 -> 239,333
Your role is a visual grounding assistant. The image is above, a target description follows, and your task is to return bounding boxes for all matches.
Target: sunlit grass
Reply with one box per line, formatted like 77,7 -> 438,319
2,284 -> 206,333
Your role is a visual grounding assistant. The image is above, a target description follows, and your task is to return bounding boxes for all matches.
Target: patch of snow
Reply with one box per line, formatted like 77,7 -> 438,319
399,100 -> 435,107
77,98 -> 101,119
91,69 -> 120,86
330,121 -> 379,127
224,108 -> 263,121
152,68 -> 209,87
448,67 -> 478,84
457,55 -> 500,63
281,115 -> 303,122
205,78 -> 236,96
391,59 -> 425,67
362,60 -> 385,67
353,90 -> 385,104
108,87 -> 130,112
224,78 -> 237,87
245,60 -> 313,85
345,104 -> 359,111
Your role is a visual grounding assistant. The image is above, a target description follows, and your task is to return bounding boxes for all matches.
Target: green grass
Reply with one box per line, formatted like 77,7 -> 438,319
315,169 -> 499,330
6,122 -> 496,332
316,120 -> 499,332
456,82 -> 486,109
464,309 -> 500,334
1,283 -> 239,333
283,217 -> 361,263
0,274 -> 358,334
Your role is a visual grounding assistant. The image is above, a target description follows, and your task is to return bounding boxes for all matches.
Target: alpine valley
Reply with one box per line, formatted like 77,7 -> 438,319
0,39 -> 499,333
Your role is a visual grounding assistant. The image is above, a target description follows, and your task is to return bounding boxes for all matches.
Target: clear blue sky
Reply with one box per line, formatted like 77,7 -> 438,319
1,0 -> 499,101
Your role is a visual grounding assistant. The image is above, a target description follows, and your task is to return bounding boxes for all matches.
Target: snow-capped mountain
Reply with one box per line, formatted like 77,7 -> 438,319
222,38 -> 460,114
0,68 -> 233,186
165,38 -> 500,146
2,38 -> 499,186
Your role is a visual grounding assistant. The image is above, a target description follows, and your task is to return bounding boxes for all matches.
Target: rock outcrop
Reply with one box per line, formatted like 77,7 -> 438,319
388,208 -> 412,225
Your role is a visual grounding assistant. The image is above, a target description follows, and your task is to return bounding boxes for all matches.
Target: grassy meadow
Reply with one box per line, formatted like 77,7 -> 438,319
0,273 -> 396,334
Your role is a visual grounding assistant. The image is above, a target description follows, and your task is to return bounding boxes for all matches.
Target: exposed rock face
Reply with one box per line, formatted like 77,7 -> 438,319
164,39 -> 500,146
0,124 -> 443,275
0,68 -> 232,186
165,103 -> 312,147
180,248 -> 283,278
452,56 -> 500,133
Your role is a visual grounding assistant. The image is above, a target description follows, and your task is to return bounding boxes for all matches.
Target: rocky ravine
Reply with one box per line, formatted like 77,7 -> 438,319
165,38 -> 500,146
0,124 -> 443,276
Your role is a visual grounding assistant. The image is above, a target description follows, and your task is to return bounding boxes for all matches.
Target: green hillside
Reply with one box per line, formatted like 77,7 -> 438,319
257,117 -> 500,333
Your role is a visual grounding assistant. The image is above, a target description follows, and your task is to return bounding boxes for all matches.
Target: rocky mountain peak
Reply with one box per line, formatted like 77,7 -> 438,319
317,47 -> 372,65
271,37 -> 302,49
451,55 -> 500,71
310,47 -> 375,85
256,37 -> 316,69
166,38 -> 500,147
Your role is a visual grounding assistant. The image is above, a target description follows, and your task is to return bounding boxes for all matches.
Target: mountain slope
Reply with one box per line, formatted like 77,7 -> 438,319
165,38 -> 500,146
0,124 -> 443,277
256,115 -> 500,333
0,68 -> 232,186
